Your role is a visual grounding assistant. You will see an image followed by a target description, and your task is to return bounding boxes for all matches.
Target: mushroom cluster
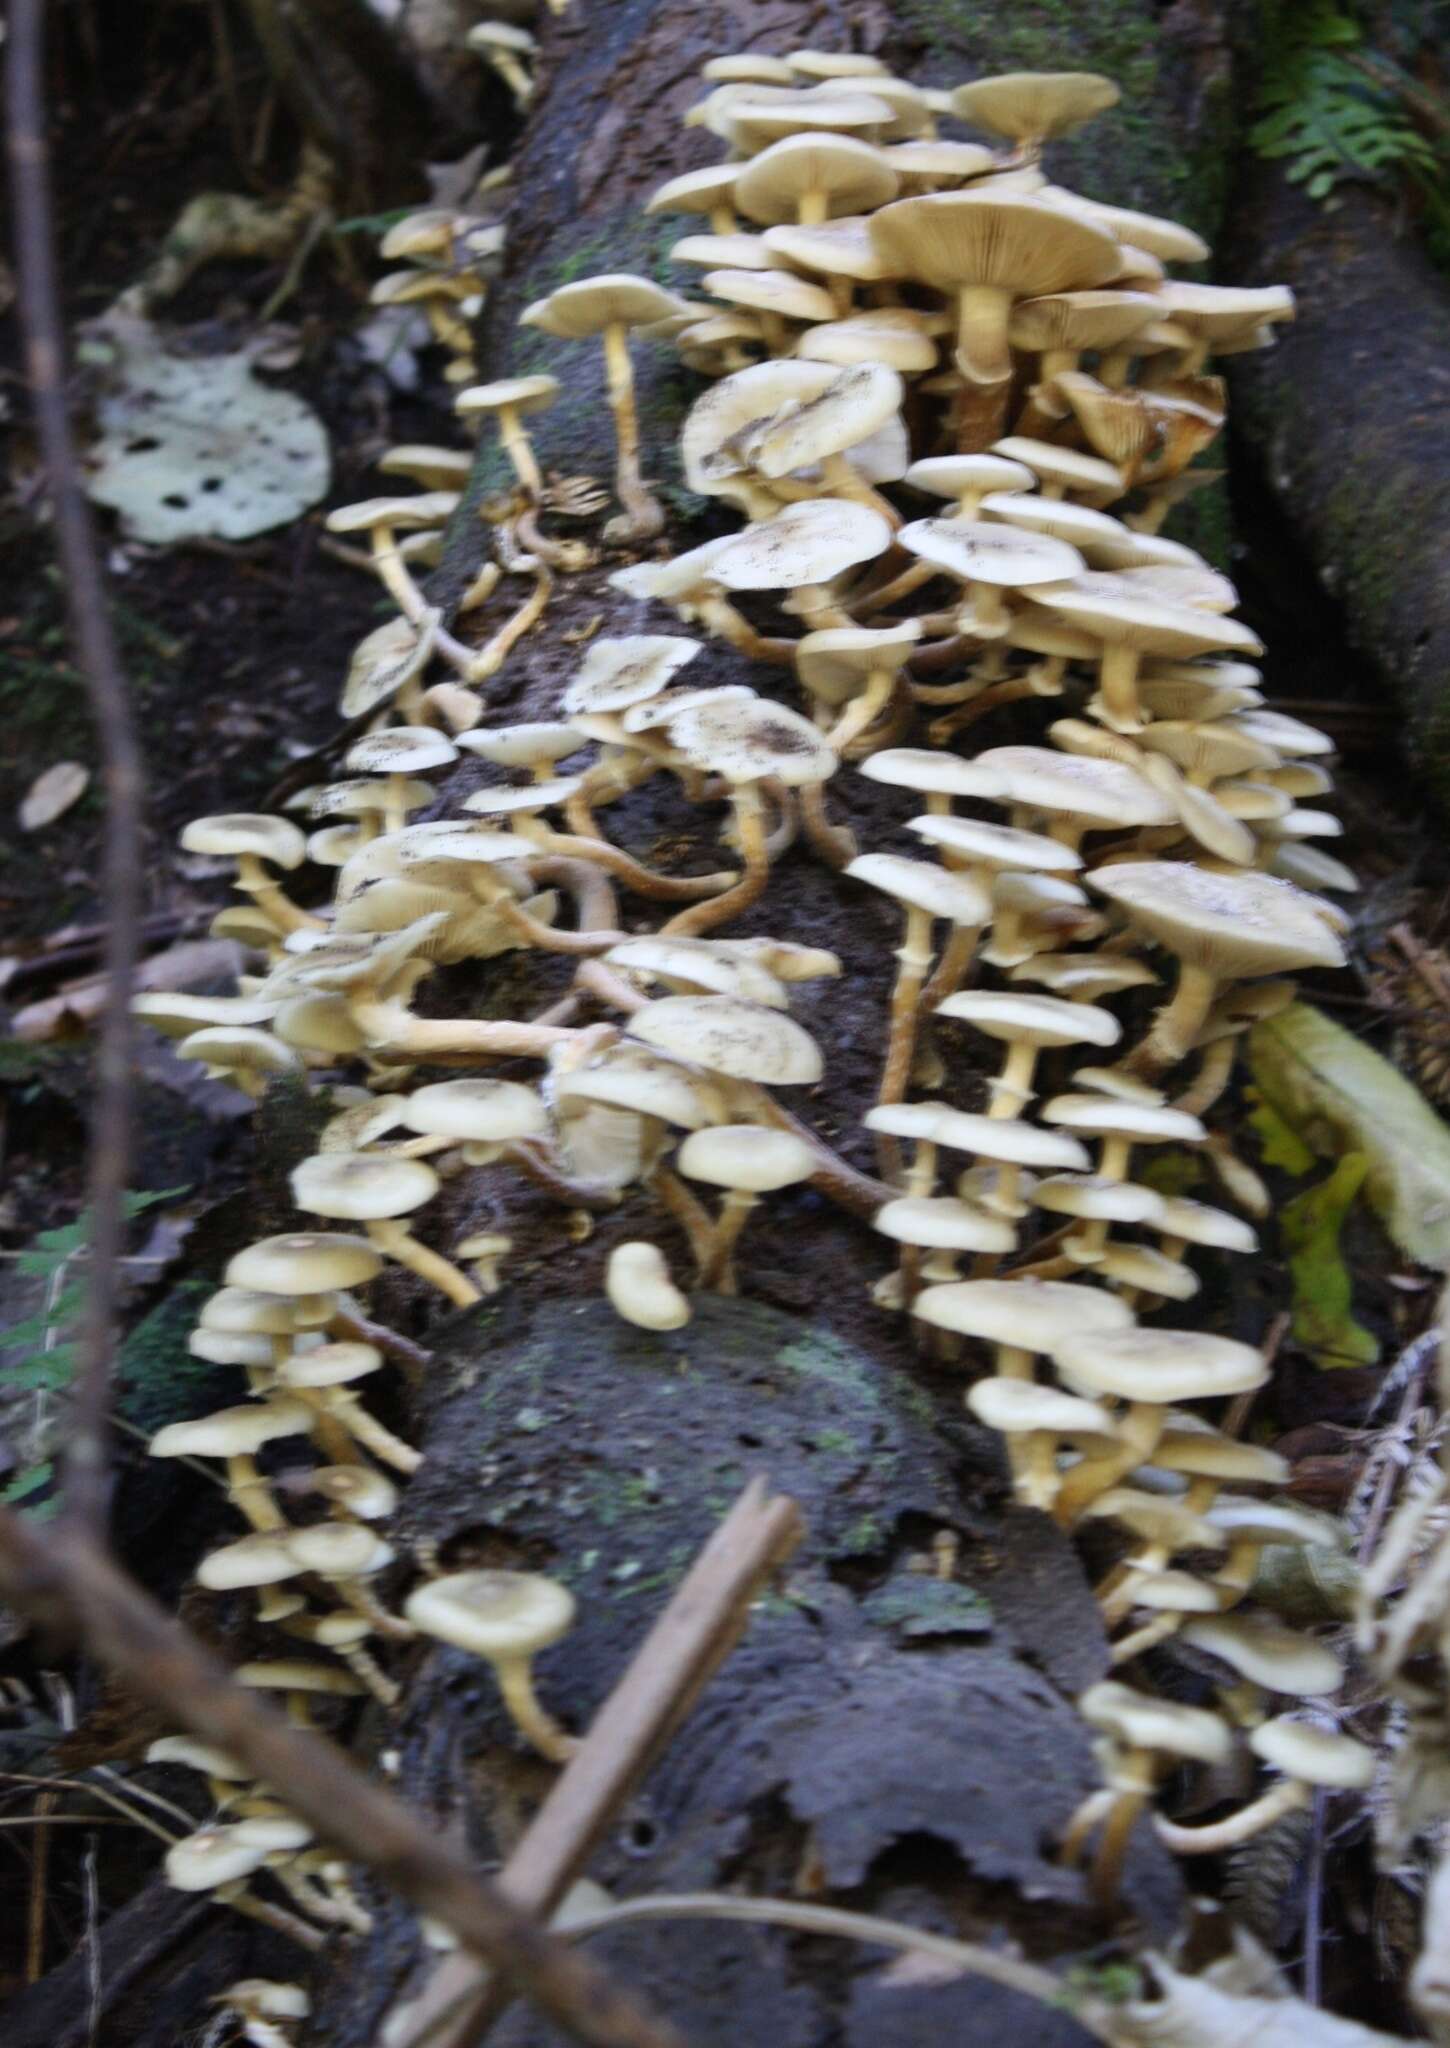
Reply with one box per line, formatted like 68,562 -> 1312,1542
135,37 -> 1370,1932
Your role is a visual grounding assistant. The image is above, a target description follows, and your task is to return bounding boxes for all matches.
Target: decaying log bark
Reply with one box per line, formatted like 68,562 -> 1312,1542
1224,164 -> 1450,803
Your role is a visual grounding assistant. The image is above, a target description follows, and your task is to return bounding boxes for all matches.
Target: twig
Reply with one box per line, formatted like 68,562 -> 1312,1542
384,1476 -> 805,2048
0,1513 -> 688,2048
7,0 -> 146,1537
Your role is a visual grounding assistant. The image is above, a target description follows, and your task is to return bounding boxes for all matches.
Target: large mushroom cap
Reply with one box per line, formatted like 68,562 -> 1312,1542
676,1123 -> 816,1192
748,363 -> 905,479
1249,1718 -> 1375,1789
1024,580 -> 1264,661
404,1569 -> 576,1658
936,989 -> 1121,1049
400,1079 -> 548,1143
291,1152 -> 440,1222
977,747 -> 1177,829
848,851 -> 992,926
797,620 -> 921,701
1008,290 -> 1162,354
345,726 -> 458,775
866,1100 -> 1090,1170
912,1275 -> 1134,1348
967,1377 -> 1111,1435
521,275 -> 691,338
766,216 -> 903,282
907,453 -> 1035,501
1179,1615 -> 1343,1697
874,1196 -> 1016,1254
734,133 -> 899,223
562,634 -> 702,716
669,694 -> 838,787
1086,861 -> 1347,975
950,71 -> 1120,145
180,813 -> 306,869
626,994 -> 823,1084
226,1233 -> 384,1294
707,499 -> 892,589
1052,1326 -> 1268,1403
898,516 -> 1084,588
869,192 -> 1120,295
859,747 -> 1007,801
1078,1680 -> 1232,1764
150,1399 -> 314,1459
908,813 -> 1080,873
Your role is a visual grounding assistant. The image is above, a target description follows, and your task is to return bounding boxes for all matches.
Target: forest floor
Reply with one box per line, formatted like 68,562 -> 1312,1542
4,8 -> 1450,2043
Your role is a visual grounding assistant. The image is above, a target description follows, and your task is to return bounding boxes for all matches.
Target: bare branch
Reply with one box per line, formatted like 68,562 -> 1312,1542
6,0 -> 146,1536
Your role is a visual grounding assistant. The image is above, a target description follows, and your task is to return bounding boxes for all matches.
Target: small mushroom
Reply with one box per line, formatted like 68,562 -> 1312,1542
404,1569 -> 579,1762
606,1241 -> 692,1330
1154,1716 -> 1373,1857
675,1123 -> 816,1288
290,1153 -> 480,1309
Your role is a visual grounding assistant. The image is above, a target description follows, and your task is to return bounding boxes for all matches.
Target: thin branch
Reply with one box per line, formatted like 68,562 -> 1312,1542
6,0 -> 146,1537
0,1512 -> 688,2048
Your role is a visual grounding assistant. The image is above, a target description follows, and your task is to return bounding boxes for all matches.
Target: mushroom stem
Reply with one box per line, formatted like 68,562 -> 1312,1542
1096,643 -> 1146,733
467,562 -> 553,681
798,782 -> 856,869
236,854 -> 324,934
988,1038 -> 1040,1118
364,1220 -> 482,1308
1153,1779 -> 1310,1855
330,1391 -> 423,1475
525,825 -> 737,903
502,1140 -> 623,1211
1128,964 -> 1220,1078
645,1164 -> 717,1272
662,781 -> 772,937
350,1001 -> 582,1063
877,904 -> 936,1158
494,402 -> 545,499
824,668 -> 895,754
227,1454 -> 286,1533
700,1189 -> 755,1293
953,284 -> 1013,449
1053,1399 -> 1166,1527
601,321 -> 665,545
919,922 -> 982,1015
495,1655 -> 578,1764
729,1083 -> 895,1220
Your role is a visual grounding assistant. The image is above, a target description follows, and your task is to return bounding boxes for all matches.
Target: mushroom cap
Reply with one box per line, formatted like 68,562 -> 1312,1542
1179,1615 -> 1343,1696
1136,720 -> 1278,781
200,1285 -> 332,1335
671,231 -> 778,272
676,1123 -> 816,1193
703,54 -> 798,84
1158,280 -> 1295,337
797,308 -> 939,371
967,1377 -> 1111,1435
605,935 -> 786,1008
150,1399 -> 314,1459
520,274 -> 691,337
866,1099 -> 1089,1169
869,191 -> 1120,295
456,723 -> 582,770
858,747 -> 1006,800
669,694 -> 838,788
786,51 -> 889,80
885,137 -> 998,188
345,726 -> 459,775
554,1043 -> 726,1127
404,1569 -> 576,1659
1153,1421 -> 1287,1483
734,134 -> 899,224
978,747 -> 1177,828
275,1341 -> 384,1388
874,1196 -> 1016,1254
990,435 -> 1125,498
292,1151 -> 439,1223
1248,1718 -> 1375,1789
1010,953 -> 1158,1000
1094,1243 -> 1201,1300
726,87 -> 897,150
1152,1195 -> 1258,1253
748,363 -> 905,479
1078,1679 -> 1232,1763
626,994 -> 822,1084
562,634 -> 702,716
646,163 -> 743,218
147,1735 -> 251,1780
898,517 -> 1084,589
847,851 -> 991,926
187,1327 -> 276,1368
796,620 -> 921,700
683,360 -> 895,501
1043,187 -> 1210,264
1206,1495 -> 1342,1547
234,1658 -> 366,1696
197,1531 -> 307,1590
622,684 -> 755,734
463,776 -> 583,818
981,493 -> 1160,563
704,265 -> 838,323
951,71 -> 1120,144
400,1078 -> 548,1143
1229,708 -> 1337,759
1040,1093 -> 1206,1145
766,215 -> 901,282
283,1523 -> 395,1577
1116,1568 -> 1223,1615
912,1275 -> 1134,1348
1083,1487 -> 1225,1551
326,493 -> 458,534
1086,861 -> 1347,976
1053,1326 -> 1267,1403
935,989 -> 1121,1050
180,813 -> 306,869
605,1240 -> 692,1332
1034,1173 -> 1166,1224
707,499 -> 893,590
908,813 -> 1080,874
177,1026 -> 301,1077
907,453 -> 1035,501
166,1826 -> 272,1891
1007,291 -> 1162,354
1024,581 -> 1264,660
226,1233 -> 385,1295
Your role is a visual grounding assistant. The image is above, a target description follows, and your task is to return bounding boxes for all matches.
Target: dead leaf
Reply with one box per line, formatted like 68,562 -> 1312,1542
19,760 -> 89,831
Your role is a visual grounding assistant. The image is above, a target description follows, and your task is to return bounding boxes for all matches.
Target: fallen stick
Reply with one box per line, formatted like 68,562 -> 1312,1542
382,1475 -> 805,2048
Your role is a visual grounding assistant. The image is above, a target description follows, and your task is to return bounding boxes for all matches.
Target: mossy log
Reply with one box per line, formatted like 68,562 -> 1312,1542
1224,162 -> 1450,803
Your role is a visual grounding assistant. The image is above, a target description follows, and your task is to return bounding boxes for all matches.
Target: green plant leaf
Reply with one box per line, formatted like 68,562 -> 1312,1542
1248,1003 -> 1450,1269
1281,1154 -> 1380,1370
